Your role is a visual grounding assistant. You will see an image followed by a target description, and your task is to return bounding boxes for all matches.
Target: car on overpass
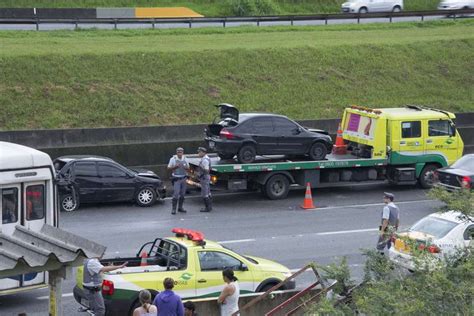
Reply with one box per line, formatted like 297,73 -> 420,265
436,154 -> 474,190
73,228 -> 295,316
389,211 -> 474,271
341,0 -> 403,13
438,0 -> 474,10
54,155 -> 166,212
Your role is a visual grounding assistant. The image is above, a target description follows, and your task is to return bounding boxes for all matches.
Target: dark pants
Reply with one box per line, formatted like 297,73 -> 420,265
85,288 -> 105,316
200,175 -> 211,198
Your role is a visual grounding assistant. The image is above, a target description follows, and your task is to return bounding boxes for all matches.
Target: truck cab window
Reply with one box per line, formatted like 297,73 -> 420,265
401,121 -> 421,138
429,120 -> 452,137
2,188 -> 18,224
26,185 -> 45,220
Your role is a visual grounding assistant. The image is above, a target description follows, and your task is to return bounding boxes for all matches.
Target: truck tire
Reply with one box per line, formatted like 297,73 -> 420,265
309,142 -> 327,161
419,164 -> 438,189
265,174 -> 290,200
60,193 -> 79,212
135,187 -> 157,207
237,145 -> 256,164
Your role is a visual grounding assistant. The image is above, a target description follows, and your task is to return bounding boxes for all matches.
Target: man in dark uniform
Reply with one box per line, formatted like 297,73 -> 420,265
197,147 -> 212,212
168,147 -> 189,215
377,192 -> 400,254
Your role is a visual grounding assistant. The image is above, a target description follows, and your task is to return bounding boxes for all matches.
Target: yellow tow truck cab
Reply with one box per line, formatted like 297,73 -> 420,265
74,228 -> 294,316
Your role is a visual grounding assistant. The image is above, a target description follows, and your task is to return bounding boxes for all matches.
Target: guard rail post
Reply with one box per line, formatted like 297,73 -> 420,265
35,18 -> 39,31
257,18 -> 260,27
325,17 -> 328,25
421,14 -> 424,21
75,19 -> 78,30
389,13 -> 393,23
188,19 -> 192,28
290,17 -> 293,26
152,18 -> 155,29
114,18 -> 117,30
223,18 -> 226,28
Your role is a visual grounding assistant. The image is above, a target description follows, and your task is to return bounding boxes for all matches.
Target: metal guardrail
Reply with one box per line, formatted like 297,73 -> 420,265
0,9 -> 473,30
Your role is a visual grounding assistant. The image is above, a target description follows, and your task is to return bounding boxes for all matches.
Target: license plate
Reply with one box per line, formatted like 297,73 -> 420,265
209,141 -> 215,148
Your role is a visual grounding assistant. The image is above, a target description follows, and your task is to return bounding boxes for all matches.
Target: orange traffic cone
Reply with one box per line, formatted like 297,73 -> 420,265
300,182 -> 316,210
332,123 -> 347,155
140,251 -> 148,266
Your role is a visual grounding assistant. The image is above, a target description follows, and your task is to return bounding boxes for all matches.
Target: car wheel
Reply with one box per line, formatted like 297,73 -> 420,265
218,153 -> 235,160
259,282 -> 278,292
392,5 -> 401,12
237,145 -> 256,164
265,174 -> 290,200
136,187 -> 157,207
309,142 -> 328,161
60,194 -> 79,212
359,7 -> 368,13
419,164 -> 438,189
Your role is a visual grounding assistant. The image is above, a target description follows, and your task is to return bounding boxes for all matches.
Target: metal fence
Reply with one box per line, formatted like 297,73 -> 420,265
0,9 -> 473,30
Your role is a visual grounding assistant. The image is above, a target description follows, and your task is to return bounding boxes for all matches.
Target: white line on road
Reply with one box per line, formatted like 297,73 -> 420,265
317,199 -> 434,211
37,292 -> 73,300
219,238 -> 256,244
316,228 -> 378,236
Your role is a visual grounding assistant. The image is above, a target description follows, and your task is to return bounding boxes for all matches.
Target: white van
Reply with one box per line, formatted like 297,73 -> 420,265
0,141 -> 58,293
341,0 -> 404,13
438,0 -> 474,10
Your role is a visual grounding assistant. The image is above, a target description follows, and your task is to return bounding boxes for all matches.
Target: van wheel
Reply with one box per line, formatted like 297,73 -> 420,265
60,194 -> 79,212
359,7 -> 368,13
309,142 -> 327,161
136,187 -> 157,207
419,164 -> 438,189
237,145 -> 256,164
392,5 -> 401,12
265,174 -> 290,200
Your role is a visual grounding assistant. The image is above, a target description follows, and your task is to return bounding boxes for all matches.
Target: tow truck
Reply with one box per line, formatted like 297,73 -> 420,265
189,105 -> 464,199
73,228 -> 295,316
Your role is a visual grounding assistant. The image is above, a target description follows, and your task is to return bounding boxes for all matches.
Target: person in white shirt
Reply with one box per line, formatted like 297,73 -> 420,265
167,147 -> 190,215
218,268 -> 239,316
377,192 -> 400,253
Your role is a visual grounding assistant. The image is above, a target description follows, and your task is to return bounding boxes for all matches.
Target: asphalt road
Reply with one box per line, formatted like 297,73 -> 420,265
0,183 -> 440,315
0,15 -> 451,31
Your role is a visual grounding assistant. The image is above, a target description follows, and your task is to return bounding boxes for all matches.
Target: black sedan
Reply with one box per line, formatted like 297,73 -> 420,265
205,104 -> 333,163
54,156 -> 166,212
436,154 -> 474,190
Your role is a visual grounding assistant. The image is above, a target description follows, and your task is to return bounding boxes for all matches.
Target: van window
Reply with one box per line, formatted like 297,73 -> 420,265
2,188 -> 18,224
26,185 -> 45,220
401,121 -> 421,138
429,120 -> 452,137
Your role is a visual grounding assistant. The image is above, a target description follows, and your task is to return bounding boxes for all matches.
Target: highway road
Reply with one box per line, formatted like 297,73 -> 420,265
0,183 -> 440,315
0,15 -> 450,31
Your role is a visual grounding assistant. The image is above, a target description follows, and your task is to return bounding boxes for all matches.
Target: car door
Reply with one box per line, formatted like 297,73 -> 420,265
425,120 -> 458,165
194,250 -> 254,298
246,117 -> 278,155
97,162 -> 135,202
73,161 -> 100,202
273,117 -> 306,154
398,120 -> 425,159
369,0 -> 385,11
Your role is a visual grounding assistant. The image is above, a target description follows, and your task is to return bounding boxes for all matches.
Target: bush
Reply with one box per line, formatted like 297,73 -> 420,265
227,0 -> 280,16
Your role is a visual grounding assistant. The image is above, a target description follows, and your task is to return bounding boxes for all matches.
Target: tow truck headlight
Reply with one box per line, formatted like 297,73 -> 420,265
211,175 -> 218,184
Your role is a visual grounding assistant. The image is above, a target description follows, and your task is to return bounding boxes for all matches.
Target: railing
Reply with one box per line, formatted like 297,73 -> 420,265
0,9 -> 473,30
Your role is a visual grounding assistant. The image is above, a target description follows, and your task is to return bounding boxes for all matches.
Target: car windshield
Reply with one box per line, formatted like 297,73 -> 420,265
409,216 -> 458,239
451,156 -> 474,172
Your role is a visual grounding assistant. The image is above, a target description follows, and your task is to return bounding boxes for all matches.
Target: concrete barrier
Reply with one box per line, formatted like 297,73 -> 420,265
1,114 -> 473,178
96,8 -> 135,19
0,8 -> 34,18
36,8 -> 96,19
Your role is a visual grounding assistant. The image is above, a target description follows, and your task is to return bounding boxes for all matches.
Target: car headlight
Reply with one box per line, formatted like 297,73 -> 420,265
283,271 -> 293,278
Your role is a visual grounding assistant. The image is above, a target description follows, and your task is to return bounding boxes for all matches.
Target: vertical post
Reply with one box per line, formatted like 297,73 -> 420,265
36,18 -> 39,31
291,19 -> 293,26
114,19 -> 117,30
223,19 -> 226,28
389,15 -> 392,23
357,16 -> 360,24
75,19 -> 78,30
48,270 -> 63,316
453,13 -> 456,20
257,19 -> 260,27
325,18 -> 328,25
152,19 -> 155,29
421,14 -> 424,22
189,20 -> 192,28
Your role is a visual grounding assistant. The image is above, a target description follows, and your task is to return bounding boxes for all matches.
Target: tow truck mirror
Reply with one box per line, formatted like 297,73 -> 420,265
449,122 -> 456,137
240,264 -> 249,271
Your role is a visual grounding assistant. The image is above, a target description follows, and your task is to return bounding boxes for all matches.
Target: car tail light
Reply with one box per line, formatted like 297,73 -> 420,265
427,245 -> 441,254
102,280 -> 114,296
220,129 -> 234,140
461,176 -> 471,189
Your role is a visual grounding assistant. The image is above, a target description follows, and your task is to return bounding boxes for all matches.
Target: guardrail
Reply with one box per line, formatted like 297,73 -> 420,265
1,9 -> 473,30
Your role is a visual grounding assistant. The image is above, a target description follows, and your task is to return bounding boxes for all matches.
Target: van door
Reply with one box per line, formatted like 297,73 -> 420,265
398,120 -> 424,159
425,119 -> 458,165
1,185 -> 20,235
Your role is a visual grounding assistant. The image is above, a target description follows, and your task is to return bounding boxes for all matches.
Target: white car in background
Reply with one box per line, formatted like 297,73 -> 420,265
389,211 -> 474,271
341,0 -> 403,13
438,0 -> 474,10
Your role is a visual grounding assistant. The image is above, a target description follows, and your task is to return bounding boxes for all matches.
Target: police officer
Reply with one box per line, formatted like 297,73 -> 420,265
82,257 -> 127,316
377,192 -> 400,254
197,147 -> 212,212
168,147 -> 190,215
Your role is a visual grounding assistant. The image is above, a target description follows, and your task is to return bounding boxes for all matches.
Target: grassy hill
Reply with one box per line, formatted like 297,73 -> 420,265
0,20 -> 473,130
0,0 -> 440,15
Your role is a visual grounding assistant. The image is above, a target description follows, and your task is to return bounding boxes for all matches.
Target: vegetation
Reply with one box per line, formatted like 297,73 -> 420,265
310,189 -> 474,315
1,20 -> 473,130
0,0 -> 441,15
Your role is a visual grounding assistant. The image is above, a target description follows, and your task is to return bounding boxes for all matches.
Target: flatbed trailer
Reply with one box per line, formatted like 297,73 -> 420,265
188,152 -> 397,200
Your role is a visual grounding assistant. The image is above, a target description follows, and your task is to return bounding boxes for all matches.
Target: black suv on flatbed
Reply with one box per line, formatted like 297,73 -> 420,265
205,104 -> 333,163
54,156 -> 166,212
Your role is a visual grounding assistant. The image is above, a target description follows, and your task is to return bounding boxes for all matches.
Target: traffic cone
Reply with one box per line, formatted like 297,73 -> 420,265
332,123 -> 347,155
140,251 -> 148,266
300,182 -> 316,210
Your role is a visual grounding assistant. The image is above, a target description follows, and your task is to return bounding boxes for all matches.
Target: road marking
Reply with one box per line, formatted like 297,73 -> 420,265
219,238 -> 256,244
316,228 -> 378,236
317,199 -> 434,211
37,292 -> 73,300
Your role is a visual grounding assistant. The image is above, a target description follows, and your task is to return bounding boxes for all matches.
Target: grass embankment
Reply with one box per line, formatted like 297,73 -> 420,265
0,20 -> 473,130
0,0 -> 440,15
